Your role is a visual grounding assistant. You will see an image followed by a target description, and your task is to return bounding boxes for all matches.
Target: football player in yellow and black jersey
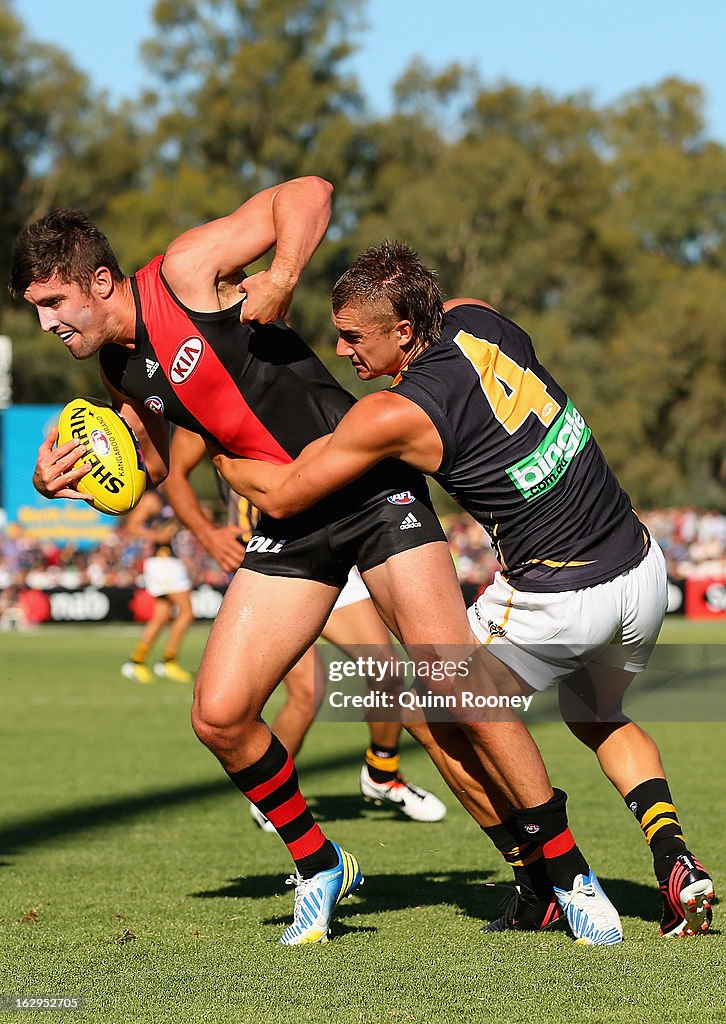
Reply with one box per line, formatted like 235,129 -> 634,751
164,425 -> 447,825
213,241 -> 714,942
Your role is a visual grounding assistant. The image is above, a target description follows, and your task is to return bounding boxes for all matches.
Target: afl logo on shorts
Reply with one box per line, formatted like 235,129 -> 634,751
523,823 -> 540,835
144,396 -> 165,416
89,429 -> 111,457
170,336 -> 204,384
387,491 -> 415,505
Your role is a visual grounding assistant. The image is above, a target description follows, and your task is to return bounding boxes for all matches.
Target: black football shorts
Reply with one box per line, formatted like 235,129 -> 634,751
240,459 -> 445,586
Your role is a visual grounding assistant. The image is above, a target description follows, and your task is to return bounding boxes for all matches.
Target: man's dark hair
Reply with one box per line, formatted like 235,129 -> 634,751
332,240 -> 444,345
10,209 -> 123,297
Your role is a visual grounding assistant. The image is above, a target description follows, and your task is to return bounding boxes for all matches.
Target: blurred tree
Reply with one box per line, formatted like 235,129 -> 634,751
105,0 -> 369,346
346,66 -> 726,507
1,0 -> 147,400
3,0 -> 724,508
599,80 -> 726,505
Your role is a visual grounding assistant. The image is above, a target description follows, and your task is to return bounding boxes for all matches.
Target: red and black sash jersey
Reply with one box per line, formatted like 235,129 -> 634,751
390,304 -> 647,593
100,255 -> 355,463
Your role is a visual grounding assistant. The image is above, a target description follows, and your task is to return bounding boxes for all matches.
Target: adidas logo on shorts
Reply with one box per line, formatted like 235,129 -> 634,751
146,358 -> 159,378
399,512 -> 421,530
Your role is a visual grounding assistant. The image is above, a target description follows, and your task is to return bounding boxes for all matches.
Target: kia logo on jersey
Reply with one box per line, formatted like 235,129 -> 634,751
170,336 -> 204,384
386,491 -> 416,505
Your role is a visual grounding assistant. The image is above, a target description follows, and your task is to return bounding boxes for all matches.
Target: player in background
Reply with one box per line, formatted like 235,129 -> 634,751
210,240 -> 715,940
17,180 -> 621,947
164,425 -> 446,825
121,487 -> 195,685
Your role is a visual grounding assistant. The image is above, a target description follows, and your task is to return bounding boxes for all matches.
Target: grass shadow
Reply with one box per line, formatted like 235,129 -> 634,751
192,870 -> 671,930
0,744 -> 379,861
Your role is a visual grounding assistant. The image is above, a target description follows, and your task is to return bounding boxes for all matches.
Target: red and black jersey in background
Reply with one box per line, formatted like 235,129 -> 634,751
100,255 -> 355,464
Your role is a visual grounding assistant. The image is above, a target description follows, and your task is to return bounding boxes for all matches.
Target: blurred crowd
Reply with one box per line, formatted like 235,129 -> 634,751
1,507 -> 725,617
0,520 -> 227,594
639,507 -> 726,580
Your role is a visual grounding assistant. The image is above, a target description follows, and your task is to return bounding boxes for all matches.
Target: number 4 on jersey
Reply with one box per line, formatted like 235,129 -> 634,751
454,330 -> 560,435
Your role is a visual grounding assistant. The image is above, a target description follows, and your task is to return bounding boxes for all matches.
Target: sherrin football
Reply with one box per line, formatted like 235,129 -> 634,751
57,397 -> 146,516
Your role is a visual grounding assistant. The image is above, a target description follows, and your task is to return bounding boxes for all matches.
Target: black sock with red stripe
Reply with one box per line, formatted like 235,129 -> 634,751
482,818 -> 553,901
227,733 -> 337,879
513,789 -> 589,892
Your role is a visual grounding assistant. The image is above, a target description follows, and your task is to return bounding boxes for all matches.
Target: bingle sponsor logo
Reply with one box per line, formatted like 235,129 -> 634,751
506,398 -> 591,502
170,337 -> 204,384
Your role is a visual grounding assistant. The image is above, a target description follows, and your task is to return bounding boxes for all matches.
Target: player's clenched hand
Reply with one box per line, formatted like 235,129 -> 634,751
33,426 -> 93,501
203,525 -> 247,574
238,269 -> 294,325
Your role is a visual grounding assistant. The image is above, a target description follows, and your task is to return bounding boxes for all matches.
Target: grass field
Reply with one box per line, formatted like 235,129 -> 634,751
1,620 -> 724,1024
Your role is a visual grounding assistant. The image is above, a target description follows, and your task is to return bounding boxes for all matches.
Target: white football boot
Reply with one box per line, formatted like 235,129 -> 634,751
360,764 -> 446,822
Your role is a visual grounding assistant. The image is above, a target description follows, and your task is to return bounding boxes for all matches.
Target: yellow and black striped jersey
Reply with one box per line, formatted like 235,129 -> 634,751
390,304 -> 647,593
215,474 -> 260,543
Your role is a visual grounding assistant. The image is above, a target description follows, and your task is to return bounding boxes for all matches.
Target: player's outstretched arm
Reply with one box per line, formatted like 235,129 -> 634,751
123,491 -> 175,543
211,392 -> 443,518
165,427 -> 246,574
163,176 -> 333,322
101,369 -> 170,488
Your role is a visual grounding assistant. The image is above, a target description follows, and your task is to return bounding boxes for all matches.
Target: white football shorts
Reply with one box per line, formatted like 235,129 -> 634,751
332,566 -> 370,611
143,555 -> 192,598
467,540 -> 668,690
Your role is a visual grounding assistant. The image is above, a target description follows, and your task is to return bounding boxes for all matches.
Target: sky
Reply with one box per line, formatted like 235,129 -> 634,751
20,0 -> 726,142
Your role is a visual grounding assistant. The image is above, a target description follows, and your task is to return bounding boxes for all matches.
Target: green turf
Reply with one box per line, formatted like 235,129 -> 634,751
0,621 -> 723,1024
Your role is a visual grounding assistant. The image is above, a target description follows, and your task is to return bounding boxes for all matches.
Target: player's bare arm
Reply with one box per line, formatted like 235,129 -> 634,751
212,391 -> 443,518
101,368 -> 170,487
123,493 -> 176,544
165,427 -> 247,574
162,176 -> 333,321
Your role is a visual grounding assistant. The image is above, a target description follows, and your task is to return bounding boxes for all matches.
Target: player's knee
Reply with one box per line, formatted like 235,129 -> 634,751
565,718 -> 625,750
191,694 -> 256,750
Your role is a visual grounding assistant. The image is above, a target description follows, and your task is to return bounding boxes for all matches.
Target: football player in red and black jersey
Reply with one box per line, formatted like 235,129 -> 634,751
14,182 -> 617,946
164,425 -> 447,825
212,240 -> 714,941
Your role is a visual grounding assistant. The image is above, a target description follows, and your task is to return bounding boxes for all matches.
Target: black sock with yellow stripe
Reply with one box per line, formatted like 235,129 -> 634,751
625,778 -> 688,881
365,745 -> 400,783
483,818 -> 552,901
